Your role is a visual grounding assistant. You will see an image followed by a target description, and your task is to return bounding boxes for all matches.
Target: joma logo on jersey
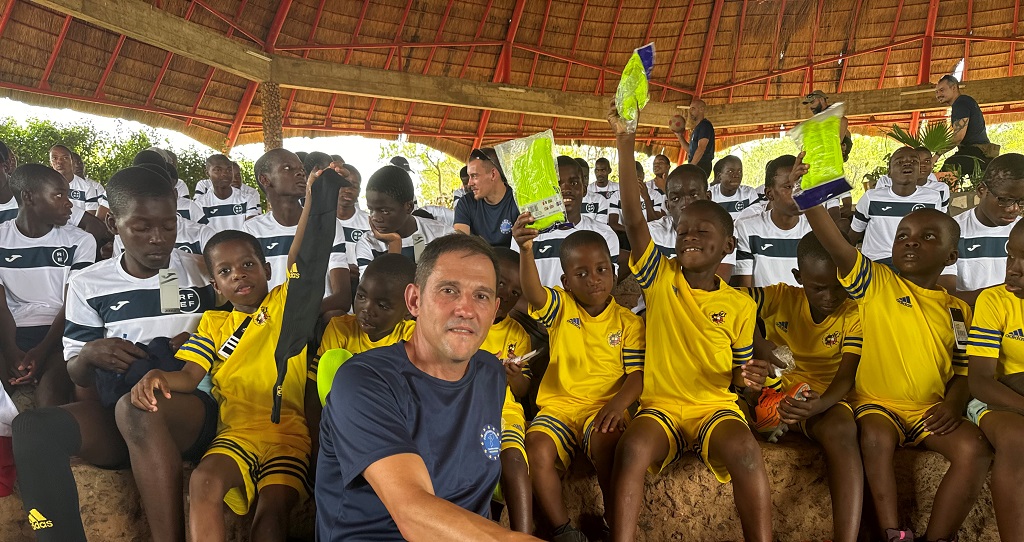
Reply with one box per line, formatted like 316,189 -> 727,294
710,311 -> 726,324
823,331 -> 841,347
775,321 -> 789,332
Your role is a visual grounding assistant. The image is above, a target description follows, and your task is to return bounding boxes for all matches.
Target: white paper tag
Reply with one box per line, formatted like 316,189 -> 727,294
521,194 -> 566,221
412,232 -> 426,262
950,307 -> 969,350
159,269 -> 180,314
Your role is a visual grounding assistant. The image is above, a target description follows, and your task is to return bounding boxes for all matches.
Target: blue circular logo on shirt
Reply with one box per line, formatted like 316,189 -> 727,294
480,425 -> 501,461
500,219 -> 513,235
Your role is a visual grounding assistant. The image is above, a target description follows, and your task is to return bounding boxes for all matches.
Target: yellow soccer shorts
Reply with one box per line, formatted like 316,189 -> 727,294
203,430 -> 311,515
527,404 -> 627,470
636,402 -> 748,483
853,402 -> 936,447
501,398 -> 528,462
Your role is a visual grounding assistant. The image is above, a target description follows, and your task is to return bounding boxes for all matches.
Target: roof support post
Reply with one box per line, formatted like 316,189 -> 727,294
911,0 -> 940,135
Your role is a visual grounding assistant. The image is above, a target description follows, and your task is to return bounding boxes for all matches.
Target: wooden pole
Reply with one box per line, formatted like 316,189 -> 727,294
261,82 -> 283,151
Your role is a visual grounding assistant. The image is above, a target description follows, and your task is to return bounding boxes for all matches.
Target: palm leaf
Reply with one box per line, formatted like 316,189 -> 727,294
882,121 -> 956,154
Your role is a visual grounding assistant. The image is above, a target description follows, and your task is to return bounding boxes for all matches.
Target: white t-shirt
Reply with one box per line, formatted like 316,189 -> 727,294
588,182 -> 620,200
339,209 -> 371,268
711,184 -> 759,220
63,250 -> 217,361
735,211 -> 811,287
242,211 -> 348,297
69,175 -> 104,213
581,192 -> 611,224
174,179 -> 190,199
642,180 -> 667,215
875,175 -> 950,211
113,216 -> 215,258
354,216 -> 454,276
0,222 -> 96,327
940,209 -> 1020,292
177,198 -> 205,223
194,187 -> 260,233
851,185 -> 945,263
194,180 -> 261,213
0,196 -> 17,225
510,216 -> 619,288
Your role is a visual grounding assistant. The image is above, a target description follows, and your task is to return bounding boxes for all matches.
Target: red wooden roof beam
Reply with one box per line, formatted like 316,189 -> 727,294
473,0 -> 529,147
0,0 -> 16,40
876,0 -> 906,89
838,0 -> 865,93
361,0 -> 415,129
802,0 -> 824,96
727,0 -> 749,103
281,0 -> 327,124
763,0 -> 786,100
400,0 -> 458,133
264,0 -> 293,54
38,15 -> 72,90
192,0 -> 263,47
94,34 -> 125,98
581,0 -> 625,139
694,0 -> 725,98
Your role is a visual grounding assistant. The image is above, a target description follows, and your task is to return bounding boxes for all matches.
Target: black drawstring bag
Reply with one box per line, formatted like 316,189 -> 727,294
94,337 -> 184,408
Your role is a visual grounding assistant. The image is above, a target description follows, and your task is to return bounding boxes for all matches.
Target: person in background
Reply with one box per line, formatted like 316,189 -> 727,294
453,166 -> 470,205
803,90 -> 853,162
675,99 -> 715,176
936,75 -> 995,174
710,156 -> 758,221
193,154 -> 260,233
70,152 -> 108,220
455,148 -> 519,248
50,145 -> 100,216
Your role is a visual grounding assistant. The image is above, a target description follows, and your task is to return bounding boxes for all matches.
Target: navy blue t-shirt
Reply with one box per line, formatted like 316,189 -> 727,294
689,118 -> 716,174
951,94 -> 990,146
315,342 -> 506,541
453,186 -> 519,247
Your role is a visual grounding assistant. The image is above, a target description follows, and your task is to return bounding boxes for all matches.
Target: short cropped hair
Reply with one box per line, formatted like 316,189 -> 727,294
106,166 -> 176,216
49,144 -> 72,156
366,165 -> 415,204
203,230 -> 266,272
303,151 -> 333,174
907,208 -> 960,249
254,148 -> 295,182
459,166 -> 469,181
363,253 -> 417,290
938,74 -> 960,88
493,246 -> 520,268
574,157 -> 590,180
713,155 -> 741,179
982,153 -> 1024,192
765,155 -> 797,188
682,199 -> 734,237
341,163 -> 361,183
414,233 -> 499,290
206,154 -> 231,168
667,164 -> 709,189
9,164 -> 63,204
559,230 -> 612,269
0,140 -> 11,162
595,157 -> 610,168
796,232 -> 834,268
557,155 -> 582,178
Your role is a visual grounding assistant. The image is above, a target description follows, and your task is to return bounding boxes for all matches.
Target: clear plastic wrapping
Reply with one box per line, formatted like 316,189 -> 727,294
788,102 -> 853,210
494,130 -> 567,230
615,43 -> 655,134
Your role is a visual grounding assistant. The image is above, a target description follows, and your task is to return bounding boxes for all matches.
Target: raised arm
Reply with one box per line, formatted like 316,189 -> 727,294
796,152 -> 858,276
607,101 -> 652,253
511,212 -> 546,311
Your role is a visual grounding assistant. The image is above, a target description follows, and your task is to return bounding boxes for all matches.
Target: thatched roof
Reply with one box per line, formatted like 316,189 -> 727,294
1,0 -> 1021,160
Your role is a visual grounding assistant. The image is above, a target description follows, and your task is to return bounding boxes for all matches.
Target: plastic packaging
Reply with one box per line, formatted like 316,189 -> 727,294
494,130 -> 567,230
615,43 -> 656,134
788,102 -> 854,210
771,345 -> 796,379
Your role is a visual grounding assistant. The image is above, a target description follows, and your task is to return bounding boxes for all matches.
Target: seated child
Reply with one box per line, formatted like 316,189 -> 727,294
353,165 -> 453,276
608,107 -> 774,542
802,151 -> 993,542
512,220 -> 645,542
746,233 -> 864,542
967,219 -> 1024,540
130,170 -> 342,541
193,154 -> 259,233
0,164 -> 96,407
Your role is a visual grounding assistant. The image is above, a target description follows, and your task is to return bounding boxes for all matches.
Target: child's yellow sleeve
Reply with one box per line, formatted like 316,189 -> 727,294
967,289 -> 1004,361
176,316 -> 219,373
629,240 -> 665,291
731,301 -> 756,366
745,284 -> 782,319
841,310 -> 863,357
529,287 -> 564,329
839,250 -> 889,302
622,314 -> 646,375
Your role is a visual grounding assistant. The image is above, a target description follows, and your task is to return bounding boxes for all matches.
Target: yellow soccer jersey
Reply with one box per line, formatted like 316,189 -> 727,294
530,286 -> 645,409
747,284 -> 863,393
841,251 -> 971,410
968,286 -> 1024,377
630,240 -> 756,407
176,280 -> 307,440
481,315 -> 534,378
311,316 -> 416,379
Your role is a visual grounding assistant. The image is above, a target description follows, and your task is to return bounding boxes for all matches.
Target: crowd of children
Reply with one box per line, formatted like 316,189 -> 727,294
0,110 -> 1023,542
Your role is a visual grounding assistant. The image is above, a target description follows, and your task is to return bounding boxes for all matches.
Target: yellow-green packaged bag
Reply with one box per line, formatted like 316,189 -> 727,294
789,102 -> 853,210
615,43 -> 656,134
494,130 -> 566,231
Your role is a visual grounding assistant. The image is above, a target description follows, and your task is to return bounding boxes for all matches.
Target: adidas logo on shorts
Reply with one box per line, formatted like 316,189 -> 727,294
896,296 -> 912,308
28,509 -> 53,530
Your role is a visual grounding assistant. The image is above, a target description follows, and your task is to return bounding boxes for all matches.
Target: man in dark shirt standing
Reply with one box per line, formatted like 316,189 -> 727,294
676,99 -> 715,177
454,148 -> 520,247
315,234 -> 539,542
936,74 -> 994,174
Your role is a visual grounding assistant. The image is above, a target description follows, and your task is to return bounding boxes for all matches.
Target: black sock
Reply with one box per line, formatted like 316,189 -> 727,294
553,521 -> 573,535
12,407 -> 86,542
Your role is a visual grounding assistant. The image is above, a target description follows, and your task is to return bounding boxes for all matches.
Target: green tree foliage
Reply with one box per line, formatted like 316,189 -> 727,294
378,141 -> 463,207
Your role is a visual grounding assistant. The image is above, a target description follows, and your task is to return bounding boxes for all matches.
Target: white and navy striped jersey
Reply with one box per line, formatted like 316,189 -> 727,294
69,175 -> 104,213
419,205 -> 455,227
113,216 -> 215,258
711,184 -> 759,220
194,187 -> 260,233
0,196 -> 17,225
194,179 -> 261,208
177,198 -> 205,222
941,209 -> 1020,292
851,186 -> 945,264
588,182 -> 620,200
242,211 -> 348,297
735,211 -> 811,287
875,175 -> 950,211
354,216 -> 454,275
174,179 -> 190,200
339,209 -> 371,268
0,222 -> 95,327
511,216 -> 619,288
642,180 -> 667,214
63,250 -> 217,361
582,192 -> 610,224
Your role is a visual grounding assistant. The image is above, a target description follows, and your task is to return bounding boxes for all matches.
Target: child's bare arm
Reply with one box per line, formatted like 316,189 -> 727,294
607,101 -> 653,253
593,371 -> 643,434
129,363 -> 206,412
922,375 -> 969,435
511,212 -> 547,311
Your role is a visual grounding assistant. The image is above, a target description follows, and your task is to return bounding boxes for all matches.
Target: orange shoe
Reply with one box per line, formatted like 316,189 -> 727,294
754,383 -> 811,441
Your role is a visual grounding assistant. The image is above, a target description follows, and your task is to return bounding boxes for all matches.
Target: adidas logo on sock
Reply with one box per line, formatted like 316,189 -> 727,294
896,296 -> 912,308
1008,329 -> 1024,341
28,509 -> 53,530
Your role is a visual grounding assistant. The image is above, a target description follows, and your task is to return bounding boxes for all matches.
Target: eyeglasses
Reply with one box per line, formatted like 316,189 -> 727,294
983,184 -> 1024,208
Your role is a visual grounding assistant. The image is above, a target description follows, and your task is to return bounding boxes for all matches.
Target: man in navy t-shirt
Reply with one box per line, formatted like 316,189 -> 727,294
454,148 -> 520,247
936,74 -> 993,174
677,99 -> 715,177
315,234 -> 539,542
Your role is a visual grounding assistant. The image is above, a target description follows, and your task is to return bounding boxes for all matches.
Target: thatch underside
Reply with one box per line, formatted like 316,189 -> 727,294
1,0 -> 1023,159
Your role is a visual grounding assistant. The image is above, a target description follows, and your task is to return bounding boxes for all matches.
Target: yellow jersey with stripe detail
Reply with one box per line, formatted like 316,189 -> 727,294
176,279 -> 307,441
630,240 -> 756,407
480,315 -> 533,378
746,284 -> 863,393
312,316 -> 415,379
840,251 -> 971,410
530,286 -> 645,410
967,285 -> 1024,377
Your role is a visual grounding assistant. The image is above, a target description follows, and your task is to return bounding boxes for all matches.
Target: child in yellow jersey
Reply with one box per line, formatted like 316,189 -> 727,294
512,220 -> 644,542
747,232 -> 864,542
968,219 -> 1024,540
483,247 -> 534,534
801,151 -> 992,542
609,106 -> 774,542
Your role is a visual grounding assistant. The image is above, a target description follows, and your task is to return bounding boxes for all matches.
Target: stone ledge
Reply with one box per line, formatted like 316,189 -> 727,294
0,439 -> 997,542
